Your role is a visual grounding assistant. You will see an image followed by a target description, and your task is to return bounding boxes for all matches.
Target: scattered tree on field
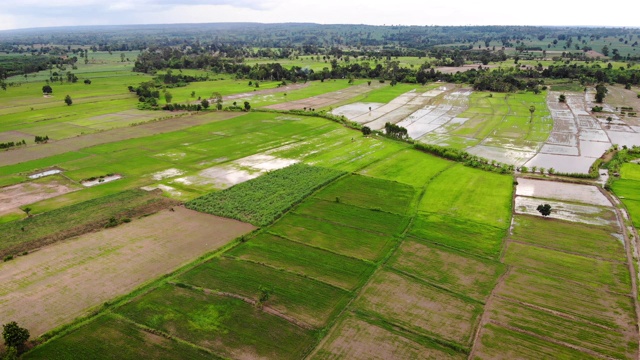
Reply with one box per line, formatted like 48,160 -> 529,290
23,207 -> 31,216
595,83 -> 608,103
201,99 -> 210,109
83,79 -> 91,85
361,126 -> 372,136
607,116 -> 613,125
244,101 -> 251,111
2,321 -> 29,351
42,85 -> 52,94
212,92 -> 223,110
64,95 -> 72,106
164,91 -> 173,104
558,94 -> 566,103
536,203 -> 552,217
529,105 -> 535,123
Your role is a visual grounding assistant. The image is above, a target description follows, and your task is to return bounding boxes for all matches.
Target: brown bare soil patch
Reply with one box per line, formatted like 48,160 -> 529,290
435,64 -> 499,74
222,83 -> 309,101
0,207 -> 255,337
389,239 -> 504,301
311,314 -> 464,360
0,175 -> 81,215
265,84 -> 377,111
354,269 -> 482,345
0,112 -> 243,167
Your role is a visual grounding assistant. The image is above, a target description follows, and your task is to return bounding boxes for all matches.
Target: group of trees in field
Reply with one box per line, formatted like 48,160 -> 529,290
384,122 -> 408,139
1,321 -> 29,358
0,140 -> 26,150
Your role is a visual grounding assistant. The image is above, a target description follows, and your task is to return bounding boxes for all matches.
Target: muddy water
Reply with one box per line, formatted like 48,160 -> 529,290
514,196 -> 616,227
516,178 -> 611,206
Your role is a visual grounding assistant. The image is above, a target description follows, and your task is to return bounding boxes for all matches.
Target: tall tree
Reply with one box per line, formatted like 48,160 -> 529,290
64,95 -> 73,106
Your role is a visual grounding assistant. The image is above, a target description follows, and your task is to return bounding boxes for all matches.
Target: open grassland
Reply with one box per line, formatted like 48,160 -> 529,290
227,233 -> 375,290
418,164 -> 513,229
116,285 -> 317,360
0,207 -> 255,337
388,238 -> 505,301
358,148 -> 453,187
268,214 -> 396,262
177,257 -> 350,328
24,314 -> 216,360
311,313 -> 465,360
314,174 -> 417,215
186,164 -> 344,226
0,189 -> 176,257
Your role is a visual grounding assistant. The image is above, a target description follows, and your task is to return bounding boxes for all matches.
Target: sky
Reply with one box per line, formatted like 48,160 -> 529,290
0,0 -> 638,31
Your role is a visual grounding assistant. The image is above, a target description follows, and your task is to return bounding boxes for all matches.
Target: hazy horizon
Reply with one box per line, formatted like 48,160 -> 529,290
0,0 -> 638,31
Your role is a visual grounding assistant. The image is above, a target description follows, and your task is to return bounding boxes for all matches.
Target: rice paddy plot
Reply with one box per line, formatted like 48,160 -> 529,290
409,213 -> 506,258
496,267 -> 636,330
23,315 -> 216,360
314,174 -> 417,215
294,198 -> 410,235
353,269 -> 482,347
311,313 -> 465,360
502,241 -> 630,294
419,164 -> 513,229
484,298 -> 637,359
514,196 -> 618,227
474,323 -> 602,360
358,148 -> 453,187
177,257 -> 351,328
268,214 -> 396,262
510,215 -> 625,262
388,238 -> 505,301
227,233 -> 375,290
116,284 -> 317,360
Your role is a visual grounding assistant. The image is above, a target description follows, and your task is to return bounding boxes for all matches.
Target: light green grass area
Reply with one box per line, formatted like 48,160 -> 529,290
314,174 -> 417,215
359,149 -> 453,187
388,238 -> 505,300
227,233 -> 375,290
268,214 -> 396,262
477,323 -> 601,360
503,241 -> 630,294
294,198 -> 410,235
619,163 -> 640,181
409,213 -> 506,258
186,164 -> 344,226
177,257 -> 350,327
450,92 -> 552,143
24,314 -> 216,360
116,284 -> 317,360
510,215 -> 625,262
419,164 -> 513,229
487,298 -> 636,359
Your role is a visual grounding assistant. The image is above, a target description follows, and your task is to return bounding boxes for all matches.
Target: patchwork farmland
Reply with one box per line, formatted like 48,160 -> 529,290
1,24 -> 640,360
